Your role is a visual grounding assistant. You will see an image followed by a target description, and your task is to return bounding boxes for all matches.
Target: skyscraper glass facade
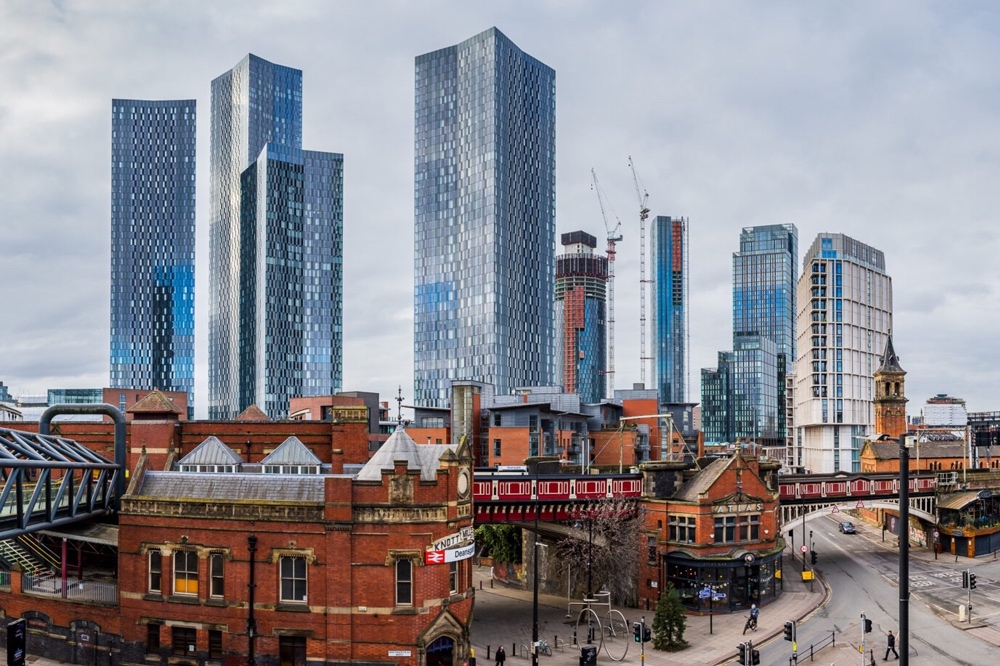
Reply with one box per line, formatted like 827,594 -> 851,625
110,99 -> 196,409
732,224 -> 797,444
793,233 -> 892,473
555,231 -> 608,404
731,335 -> 779,443
210,54 -> 343,419
414,28 -> 557,408
650,216 -> 688,404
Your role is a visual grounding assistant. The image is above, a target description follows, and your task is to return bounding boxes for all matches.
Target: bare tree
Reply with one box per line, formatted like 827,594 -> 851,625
551,498 -> 641,606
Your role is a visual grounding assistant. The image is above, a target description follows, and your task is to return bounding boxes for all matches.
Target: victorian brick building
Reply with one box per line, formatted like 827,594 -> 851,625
0,396 -> 473,666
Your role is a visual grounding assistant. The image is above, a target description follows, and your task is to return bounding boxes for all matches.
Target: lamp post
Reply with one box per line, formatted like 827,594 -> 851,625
247,533 -> 258,666
532,474 -> 540,666
899,433 -> 914,666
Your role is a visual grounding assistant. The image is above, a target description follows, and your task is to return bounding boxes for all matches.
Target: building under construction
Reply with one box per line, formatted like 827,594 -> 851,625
555,231 -> 609,404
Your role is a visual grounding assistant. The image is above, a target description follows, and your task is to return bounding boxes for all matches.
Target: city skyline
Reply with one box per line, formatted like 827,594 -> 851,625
1,3 -> 998,416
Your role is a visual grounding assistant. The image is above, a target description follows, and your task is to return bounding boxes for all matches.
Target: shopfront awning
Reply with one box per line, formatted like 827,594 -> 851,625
937,491 -> 982,512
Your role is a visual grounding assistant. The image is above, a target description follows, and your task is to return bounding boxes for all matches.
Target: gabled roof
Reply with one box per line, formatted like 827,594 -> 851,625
177,436 -> 244,467
260,436 -> 322,466
355,427 -> 456,482
673,457 -> 730,502
128,389 -> 184,415
236,404 -> 270,421
138,471 -> 324,502
865,439 -> 966,460
877,335 -> 905,374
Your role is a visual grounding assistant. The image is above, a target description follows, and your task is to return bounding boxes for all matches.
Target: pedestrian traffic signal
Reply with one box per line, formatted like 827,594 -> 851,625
963,571 -> 969,589
810,551 -> 818,565
863,618 -> 872,633
642,626 -> 651,643
736,643 -> 747,665
784,621 -> 794,641
632,622 -> 641,642
970,573 -> 977,589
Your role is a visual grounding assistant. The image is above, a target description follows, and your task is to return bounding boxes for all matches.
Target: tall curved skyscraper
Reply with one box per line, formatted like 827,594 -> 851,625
555,232 -> 608,404
413,28 -> 556,408
110,99 -> 196,416
209,54 -> 343,419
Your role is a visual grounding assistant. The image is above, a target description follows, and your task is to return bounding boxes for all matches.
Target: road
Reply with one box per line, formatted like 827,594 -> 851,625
755,513 -> 997,665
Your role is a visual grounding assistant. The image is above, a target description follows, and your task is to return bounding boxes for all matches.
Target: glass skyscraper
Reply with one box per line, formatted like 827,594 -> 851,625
209,54 -> 343,419
555,231 -> 608,404
414,28 -> 557,407
650,216 -> 688,404
110,99 -> 196,411
793,234 -> 892,473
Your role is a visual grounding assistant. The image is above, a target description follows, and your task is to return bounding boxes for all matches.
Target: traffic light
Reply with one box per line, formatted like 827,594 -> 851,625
633,622 -> 641,642
963,571 -> 970,589
642,626 -> 651,643
863,618 -> 873,633
751,648 -> 761,665
970,573 -> 977,590
736,643 -> 747,665
810,551 -> 818,565
784,621 -> 794,641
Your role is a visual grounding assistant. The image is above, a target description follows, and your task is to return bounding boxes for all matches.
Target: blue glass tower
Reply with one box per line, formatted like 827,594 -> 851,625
110,99 -> 196,414
209,55 -> 343,419
414,28 -> 557,407
650,216 -> 688,404
555,231 -> 608,404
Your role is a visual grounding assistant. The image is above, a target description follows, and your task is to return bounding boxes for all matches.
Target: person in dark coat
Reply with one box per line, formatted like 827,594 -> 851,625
495,645 -> 506,666
884,630 -> 899,660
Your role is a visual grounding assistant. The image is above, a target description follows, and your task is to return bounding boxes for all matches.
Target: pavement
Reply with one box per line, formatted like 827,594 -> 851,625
470,552 -> 828,666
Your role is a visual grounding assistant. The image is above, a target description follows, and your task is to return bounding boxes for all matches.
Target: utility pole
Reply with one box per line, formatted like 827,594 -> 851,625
899,433 -> 912,665
531,474 -> 539,666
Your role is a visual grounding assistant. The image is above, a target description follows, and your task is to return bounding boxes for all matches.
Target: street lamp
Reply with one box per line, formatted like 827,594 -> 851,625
899,433 -> 915,666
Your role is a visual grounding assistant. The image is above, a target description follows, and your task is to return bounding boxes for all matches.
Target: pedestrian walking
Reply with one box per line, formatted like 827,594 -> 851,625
495,645 -> 506,666
884,630 -> 899,660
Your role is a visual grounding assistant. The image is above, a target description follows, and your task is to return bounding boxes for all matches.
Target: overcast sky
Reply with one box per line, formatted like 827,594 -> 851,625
1,1 -> 998,418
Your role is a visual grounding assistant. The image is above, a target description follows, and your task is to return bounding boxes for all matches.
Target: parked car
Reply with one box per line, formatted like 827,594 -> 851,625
839,521 -> 856,534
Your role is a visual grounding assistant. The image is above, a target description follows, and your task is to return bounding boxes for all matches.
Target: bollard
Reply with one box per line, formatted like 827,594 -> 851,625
491,579 -> 494,589
487,646 -> 491,660
480,580 -> 483,590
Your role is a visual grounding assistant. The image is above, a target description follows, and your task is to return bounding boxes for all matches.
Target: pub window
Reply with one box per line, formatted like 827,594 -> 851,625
280,556 -> 308,603
210,553 -> 225,598
173,551 -> 198,595
147,623 -> 161,653
208,630 -> 222,660
714,516 -> 736,543
172,626 -> 196,656
396,558 -> 413,606
148,549 -> 162,593
668,516 -> 696,543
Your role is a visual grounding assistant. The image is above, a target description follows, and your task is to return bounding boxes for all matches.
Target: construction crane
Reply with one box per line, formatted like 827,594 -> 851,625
590,169 -> 623,400
628,156 -> 651,387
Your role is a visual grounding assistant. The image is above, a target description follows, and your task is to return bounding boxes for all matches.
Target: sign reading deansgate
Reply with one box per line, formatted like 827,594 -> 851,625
425,543 -> 475,565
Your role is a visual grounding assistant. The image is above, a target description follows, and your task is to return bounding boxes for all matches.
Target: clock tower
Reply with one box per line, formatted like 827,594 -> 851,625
874,335 -> 907,439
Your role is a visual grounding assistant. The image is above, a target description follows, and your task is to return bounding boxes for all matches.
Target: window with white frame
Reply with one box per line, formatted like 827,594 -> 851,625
173,551 -> 198,595
148,549 -> 162,593
280,556 -> 307,603
668,515 -> 696,543
210,553 -> 225,598
396,558 -> 413,606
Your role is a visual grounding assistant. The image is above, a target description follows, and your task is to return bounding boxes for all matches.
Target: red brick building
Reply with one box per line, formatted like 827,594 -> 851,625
0,397 -> 473,666
639,454 -> 783,613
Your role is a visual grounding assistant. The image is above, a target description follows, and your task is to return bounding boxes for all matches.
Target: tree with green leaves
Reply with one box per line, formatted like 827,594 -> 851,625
652,582 -> 687,651
475,524 -> 522,564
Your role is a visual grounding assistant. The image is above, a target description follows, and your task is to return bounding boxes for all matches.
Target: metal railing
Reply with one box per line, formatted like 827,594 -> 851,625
787,629 -> 836,663
22,574 -> 117,604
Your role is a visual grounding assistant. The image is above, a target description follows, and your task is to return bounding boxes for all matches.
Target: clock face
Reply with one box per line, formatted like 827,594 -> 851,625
457,469 -> 470,498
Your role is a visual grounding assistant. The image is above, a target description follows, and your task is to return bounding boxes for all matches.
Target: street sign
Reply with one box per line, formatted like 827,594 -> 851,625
424,543 -> 475,565
800,545 -> 808,554
429,526 -> 475,552
933,530 -> 940,539
856,500 -> 865,509
699,588 -> 712,599
713,592 -> 727,600
831,506 -> 840,513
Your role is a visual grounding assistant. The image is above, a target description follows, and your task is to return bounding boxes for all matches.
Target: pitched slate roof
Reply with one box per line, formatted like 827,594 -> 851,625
177,436 -> 245,467
137,471 -> 324,503
866,439 -> 966,460
673,457 -> 730,502
356,427 -> 456,482
260,436 -> 322,466
877,335 -> 905,374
